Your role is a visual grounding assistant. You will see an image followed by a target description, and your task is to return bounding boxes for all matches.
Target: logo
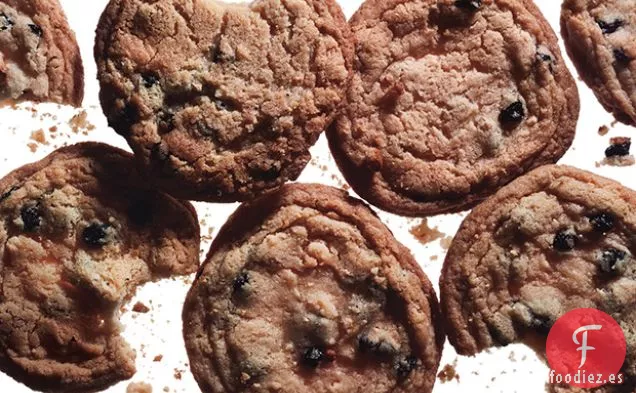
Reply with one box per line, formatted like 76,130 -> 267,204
546,309 -> 626,388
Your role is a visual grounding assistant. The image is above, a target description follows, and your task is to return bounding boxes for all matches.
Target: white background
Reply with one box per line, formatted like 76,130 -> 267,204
0,0 -> 634,392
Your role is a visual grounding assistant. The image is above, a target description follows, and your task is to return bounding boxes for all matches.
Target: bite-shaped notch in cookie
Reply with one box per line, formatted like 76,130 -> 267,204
440,165 -> 636,391
328,0 -> 579,217
561,0 -> 636,126
95,0 -> 354,202
0,0 -> 83,106
0,143 -> 200,392
183,184 -> 444,393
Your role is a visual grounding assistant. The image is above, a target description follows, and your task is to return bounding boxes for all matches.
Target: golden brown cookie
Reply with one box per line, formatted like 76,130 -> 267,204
561,0 -> 636,126
440,165 -> 635,392
183,184 -> 444,393
95,0 -> 353,202
0,0 -> 83,106
328,0 -> 579,217
0,143 -> 200,392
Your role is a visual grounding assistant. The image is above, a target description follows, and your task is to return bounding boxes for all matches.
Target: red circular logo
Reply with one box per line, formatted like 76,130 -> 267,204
546,308 -> 626,388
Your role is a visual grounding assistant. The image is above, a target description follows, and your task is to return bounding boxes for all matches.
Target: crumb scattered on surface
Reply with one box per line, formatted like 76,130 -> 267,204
431,255 -> 439,261
27,143 -> 38,153
600,137 -> 634,167
598,125 -> 609,136
69,110 -> 96,134
30,129 -> 48,145
153,355 -> 163,362
410,219 -> 445,244
126,382 -> 152,393
173,369 -> 183,380
440,236 -> 454,250
437,360 -> 460,383
132,301 -> 150,313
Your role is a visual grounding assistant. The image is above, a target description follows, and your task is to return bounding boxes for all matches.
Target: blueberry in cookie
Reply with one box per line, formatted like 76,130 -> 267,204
0,0 -> 83,106
0,143 -> 200,392
328,0 -> 579,217
183,184 -> 444,393
95,0 -> 353,202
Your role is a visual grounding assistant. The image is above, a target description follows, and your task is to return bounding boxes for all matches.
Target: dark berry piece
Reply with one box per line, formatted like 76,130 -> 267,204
82,223 -> 111,247
151,142 -> 170,162
589,213 -> 615,233
597,19 -> 624,35
232,272 -> 250,293
302,346 -> 326,368
499,101 -> 525,125
536,48 -> 556,72
395,355 -> 418,379
553,231 -> 577,252
614,49 -> 631,64
142,73 -> 159,88
157,111 -> 175,132
454,0 -> 481,11
599,248 -> 627,273
0,13 -> 14,31
605,138 -> 631,157
0,185 -> 19,203
21,205 -> 41,232
28,24 -> 43,37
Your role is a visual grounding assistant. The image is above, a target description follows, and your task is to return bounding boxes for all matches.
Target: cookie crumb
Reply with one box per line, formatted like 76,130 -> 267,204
30,129 -> 48,145
600,137 -> 634,166
153,355 -> 163,362
410,219 -> 444,244
132,301 -> 150,313
27,143 -> 38,153
173,368 -> 183,380
68,110 -> 96,134
437,362 -> 460,383
598,125 -> 610,136
126,382 -> 152,393
440,236 -> 454,250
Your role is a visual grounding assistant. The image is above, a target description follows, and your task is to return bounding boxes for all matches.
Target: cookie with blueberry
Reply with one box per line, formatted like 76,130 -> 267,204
0,143 -> 200,392
440,165 -> 636,391
183,184 -> 444,393
0,0 -> 83,106
95,0 -> 353,202
561,0 -> 636,126
328,0 -> 579,217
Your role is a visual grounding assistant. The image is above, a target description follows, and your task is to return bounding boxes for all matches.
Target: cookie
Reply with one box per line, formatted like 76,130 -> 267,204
0,143 -> 200,392
95,0 -> 353,202
328,0 -> 580,217
440,165 -> 635,391
0,0 -> 83,106
561,0 -> 636,126
183,184 -> 444,393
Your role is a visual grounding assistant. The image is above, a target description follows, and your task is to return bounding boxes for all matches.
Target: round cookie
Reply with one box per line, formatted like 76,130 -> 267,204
328,0 -> 580,217
0,143 -> 200,392
440,165 -> 635,392
0,0 -> 83,106
183,184 -> 444,393
95,0 -> 353,202
561,0 -> 636,126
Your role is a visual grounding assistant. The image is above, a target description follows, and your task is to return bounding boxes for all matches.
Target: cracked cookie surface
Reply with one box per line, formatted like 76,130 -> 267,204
561,0 -> 636,126
328,0 -> 579,217
440,165 -> 636,393
95,0 -> 353,202
183,184 -> 444,393
0,143 -> 200,392
0,0 -> 83,106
